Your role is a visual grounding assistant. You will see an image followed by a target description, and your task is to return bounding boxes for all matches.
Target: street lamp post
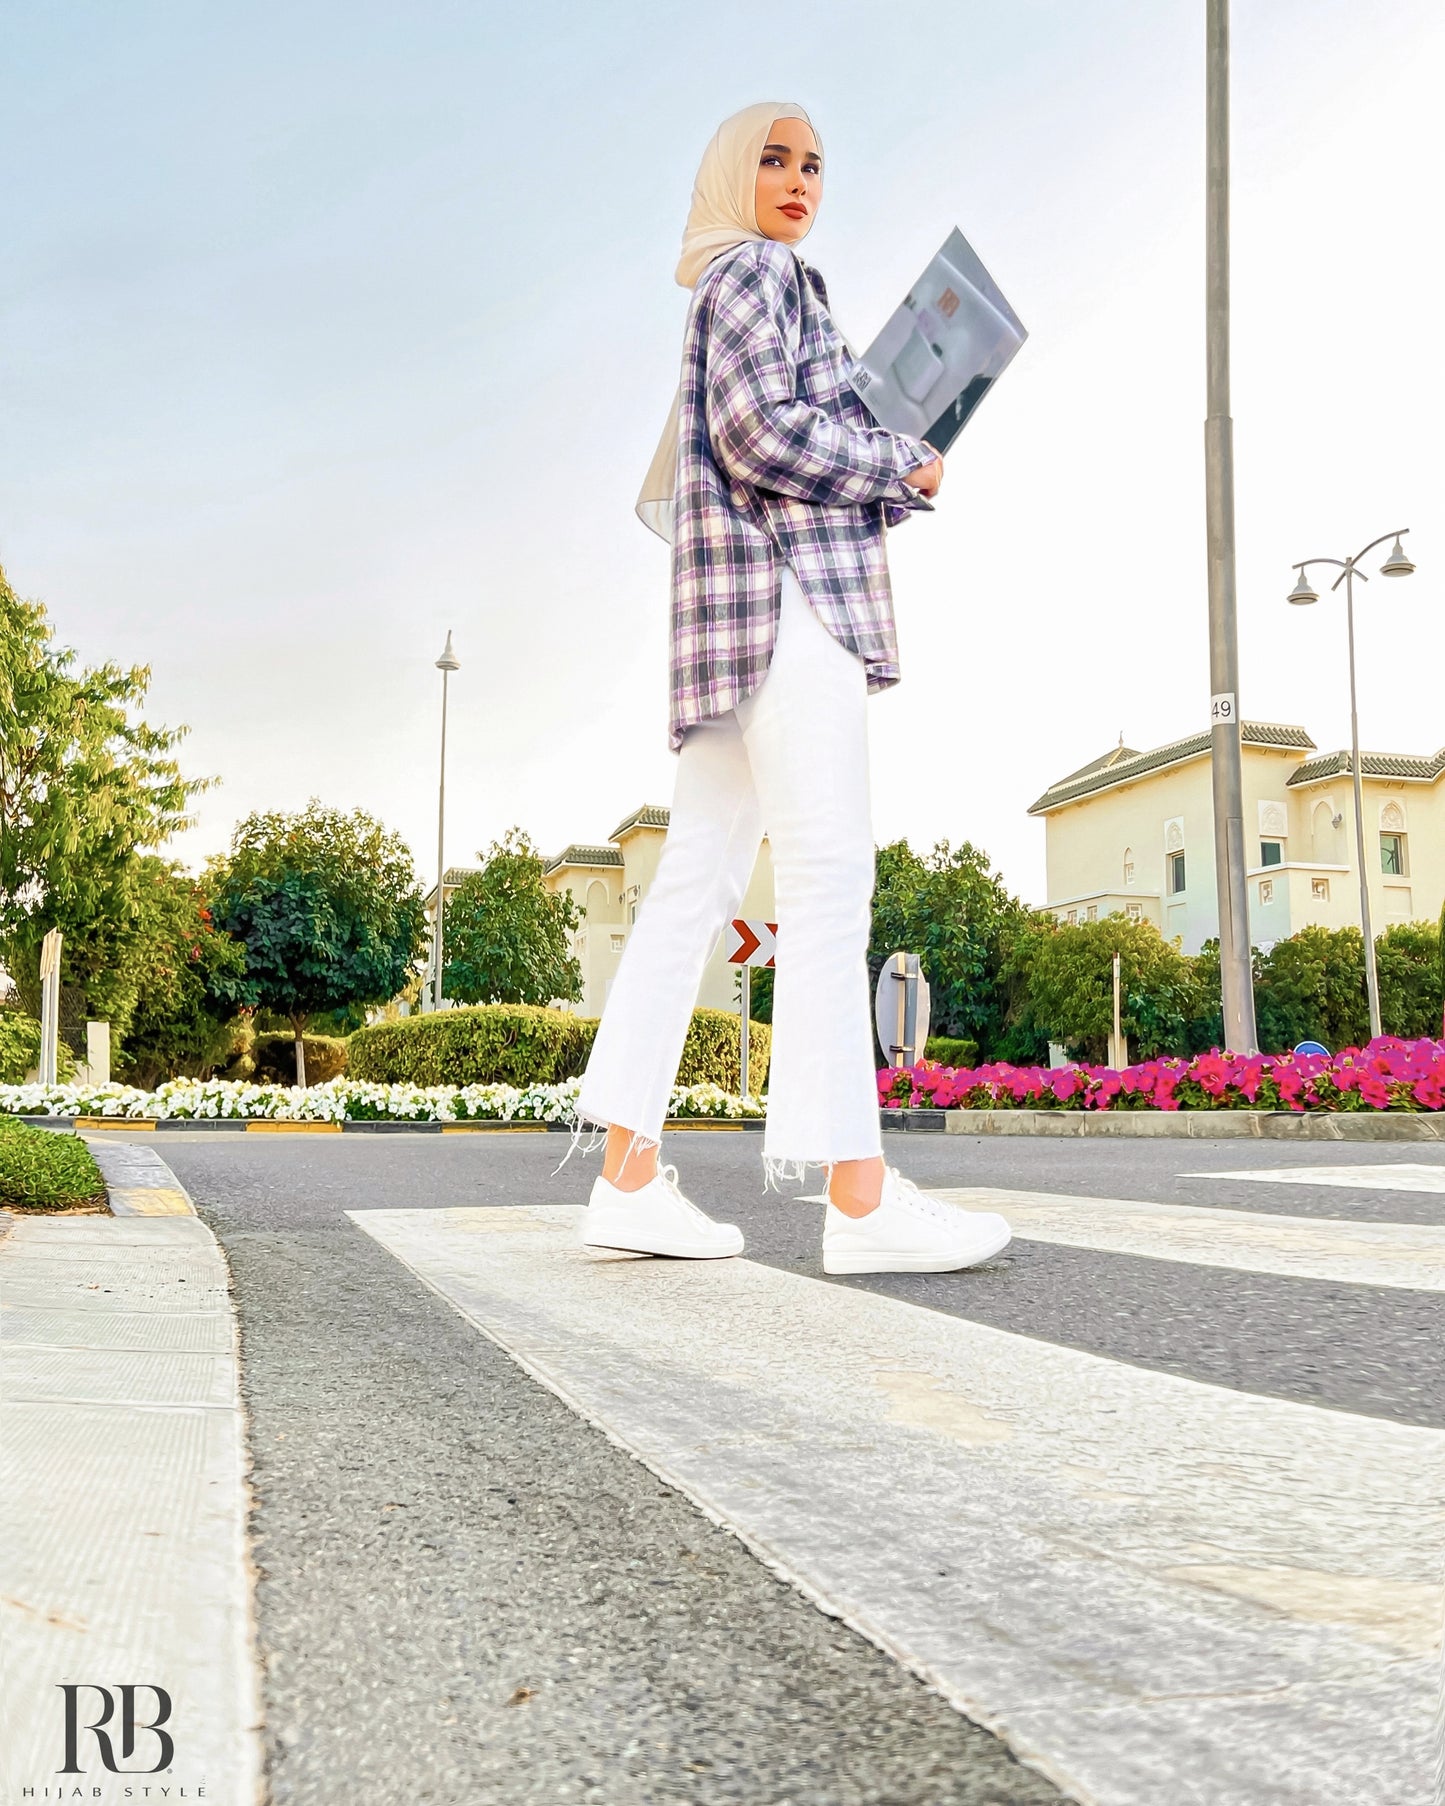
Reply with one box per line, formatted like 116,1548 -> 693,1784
431,632 -> 460,1011
1205,0 -> 1258,1053
1286,531 -> 1416,1040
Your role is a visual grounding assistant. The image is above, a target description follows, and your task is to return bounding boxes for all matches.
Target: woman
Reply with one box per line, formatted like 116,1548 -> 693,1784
565,101 -> 1010,1276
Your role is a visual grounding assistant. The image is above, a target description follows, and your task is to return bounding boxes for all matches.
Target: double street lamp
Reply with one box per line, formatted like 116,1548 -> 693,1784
1286,530 -> 1416,1039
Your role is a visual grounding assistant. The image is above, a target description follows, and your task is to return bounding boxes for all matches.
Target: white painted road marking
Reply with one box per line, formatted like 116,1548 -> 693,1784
927,1186 -> 1445,1290
351,1204 -> 1445,1806
1185,1161 -> 1445,1194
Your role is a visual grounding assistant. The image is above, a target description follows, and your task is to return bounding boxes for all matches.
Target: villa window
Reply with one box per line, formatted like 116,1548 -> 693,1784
1123,848 -> 1135,886
1380,833 -> 1406,876
1311,878 -> 1330,901
1066,909 -> 1077,926
1258,879 -> 1274,905
1167,851 -> 1186,895
1086,904 -> 1098,922
1259,839 -> 1283,867
1126,902 -> 1142,921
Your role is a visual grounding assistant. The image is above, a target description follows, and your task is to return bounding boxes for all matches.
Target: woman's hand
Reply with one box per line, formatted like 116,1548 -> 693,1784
905,449 -> 944,499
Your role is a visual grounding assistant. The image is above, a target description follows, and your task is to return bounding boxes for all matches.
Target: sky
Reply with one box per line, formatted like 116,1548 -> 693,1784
3,0 -> 1441,906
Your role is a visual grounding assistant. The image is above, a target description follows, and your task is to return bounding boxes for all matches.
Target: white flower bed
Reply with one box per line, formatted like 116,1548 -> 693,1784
0,1077 -> 766,1124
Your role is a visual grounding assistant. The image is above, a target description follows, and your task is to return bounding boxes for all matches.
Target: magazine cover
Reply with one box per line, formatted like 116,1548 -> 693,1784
850,227 -> 1028,451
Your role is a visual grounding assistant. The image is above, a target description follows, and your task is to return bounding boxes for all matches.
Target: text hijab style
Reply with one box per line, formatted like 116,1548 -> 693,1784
636,100 -> 818,541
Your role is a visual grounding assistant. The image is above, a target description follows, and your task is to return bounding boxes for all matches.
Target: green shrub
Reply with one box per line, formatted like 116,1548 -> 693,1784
0,1011 -> 77,1084
675,1007 -> 771,1095
347,1002 -> 771,1092
0,1121 -> 105,1210
348,1004 -> 598,1086
924,1037 -> 979,1068
250,1033 -> 349,1085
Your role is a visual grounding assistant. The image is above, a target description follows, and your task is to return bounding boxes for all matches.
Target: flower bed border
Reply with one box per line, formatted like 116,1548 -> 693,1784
883,1106 -> 1445,1141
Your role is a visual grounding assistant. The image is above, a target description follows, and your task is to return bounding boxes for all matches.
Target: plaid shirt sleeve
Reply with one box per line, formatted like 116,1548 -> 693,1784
703,246 -> 930,508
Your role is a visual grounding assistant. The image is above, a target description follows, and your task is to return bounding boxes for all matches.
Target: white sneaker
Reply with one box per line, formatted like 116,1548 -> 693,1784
822,1167 -> 1011,1275
580,1163 -> 744,1260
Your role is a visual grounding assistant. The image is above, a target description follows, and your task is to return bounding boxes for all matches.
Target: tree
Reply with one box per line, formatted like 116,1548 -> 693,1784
116,863 -> 248,1088
1014,915 -> 1199,1063
1438,899 -> 1445,1038
0,568 -> 205,1018
869,839 -> 1046,1062
1372,921 -> 1441,1042
441,827 -> 582,1007
1249,926 -> 1369,1053
209,803 -> 427,1084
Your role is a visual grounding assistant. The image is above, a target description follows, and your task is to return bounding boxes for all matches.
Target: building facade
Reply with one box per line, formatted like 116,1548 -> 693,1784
542,804 -> 776,1017
1029,723 -> 1445,953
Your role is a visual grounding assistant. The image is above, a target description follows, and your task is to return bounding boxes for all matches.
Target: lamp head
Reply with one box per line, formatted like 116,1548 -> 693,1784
435,631 -> 461,672
1286,569 -> 1319,606
1379,536 -> 1415,578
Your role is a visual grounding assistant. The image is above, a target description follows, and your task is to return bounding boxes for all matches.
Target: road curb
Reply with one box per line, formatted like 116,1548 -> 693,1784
884,1107 -> 1445,1141
84,1136 -> 198,1214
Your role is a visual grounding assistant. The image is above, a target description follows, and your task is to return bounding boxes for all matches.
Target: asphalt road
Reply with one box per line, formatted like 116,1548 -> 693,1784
124,1128 -> 1443,1804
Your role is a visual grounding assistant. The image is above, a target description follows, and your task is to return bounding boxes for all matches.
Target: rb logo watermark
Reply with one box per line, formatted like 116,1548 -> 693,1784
58,1684 -> 174,1774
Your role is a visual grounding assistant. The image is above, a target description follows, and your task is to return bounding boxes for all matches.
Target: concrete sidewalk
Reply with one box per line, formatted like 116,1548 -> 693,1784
0,1160 -> 262,1803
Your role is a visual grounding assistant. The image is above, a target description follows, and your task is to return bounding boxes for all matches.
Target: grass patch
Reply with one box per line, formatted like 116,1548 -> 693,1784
0,1118 -> 106,1211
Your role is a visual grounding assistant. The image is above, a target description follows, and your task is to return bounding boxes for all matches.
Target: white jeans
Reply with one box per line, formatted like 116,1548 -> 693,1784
574,568 -> 881,1186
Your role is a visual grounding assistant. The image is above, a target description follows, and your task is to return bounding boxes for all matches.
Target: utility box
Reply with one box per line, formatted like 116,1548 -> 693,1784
77,1020 -> 111,1086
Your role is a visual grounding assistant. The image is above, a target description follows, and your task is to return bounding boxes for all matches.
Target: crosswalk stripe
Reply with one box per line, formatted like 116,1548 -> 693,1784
1184,1162 -> 1445,1194
926,1186 -> 1445,1290
350,1204 -> 1445,1806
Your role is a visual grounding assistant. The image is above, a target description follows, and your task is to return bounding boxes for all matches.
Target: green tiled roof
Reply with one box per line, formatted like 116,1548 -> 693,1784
609,803 -> 671,839
1287,746 -> 1445,786
1028,722 -> 1316,814
542,843 -> 624,876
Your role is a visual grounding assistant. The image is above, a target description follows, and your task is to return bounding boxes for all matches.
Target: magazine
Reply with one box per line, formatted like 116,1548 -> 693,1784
850,227 -> 1027,452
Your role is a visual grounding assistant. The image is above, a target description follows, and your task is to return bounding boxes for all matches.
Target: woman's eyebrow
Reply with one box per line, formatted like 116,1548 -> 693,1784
762,141 -> 822,161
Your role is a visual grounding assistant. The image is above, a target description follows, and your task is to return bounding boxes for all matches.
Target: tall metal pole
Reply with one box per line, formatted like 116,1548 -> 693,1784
739,964 -> 751,1101
432,632 -> 460,1011
1342,569 -> 1382,1038
1204,0 -> 1258,1052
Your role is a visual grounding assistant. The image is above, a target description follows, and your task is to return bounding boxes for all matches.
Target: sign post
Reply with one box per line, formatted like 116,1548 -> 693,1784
38,928 -> 63,1087
1109,950 -> 1126,1070
724,918 -> 777,1100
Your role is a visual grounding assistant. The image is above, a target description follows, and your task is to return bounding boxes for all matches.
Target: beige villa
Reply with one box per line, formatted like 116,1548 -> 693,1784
541,804 -> 775,1015
1028,722 -> 1445,954
427,806 -> 775,1017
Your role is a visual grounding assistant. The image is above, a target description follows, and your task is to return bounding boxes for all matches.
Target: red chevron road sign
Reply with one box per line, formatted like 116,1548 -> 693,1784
725,918 -> 777,967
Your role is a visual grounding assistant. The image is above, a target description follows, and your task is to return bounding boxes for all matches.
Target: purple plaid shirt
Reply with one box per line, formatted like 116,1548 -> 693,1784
668,239 -> 930,752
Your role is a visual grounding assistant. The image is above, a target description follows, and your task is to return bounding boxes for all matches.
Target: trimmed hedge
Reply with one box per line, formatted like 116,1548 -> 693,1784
347,1002 -> 771,1092
0,1118 -> 105,1210
251,1033 -> 349,1085
349,1005 -> 596,1087
924,1036 -> 979,1068
677,1007 -> 771,1095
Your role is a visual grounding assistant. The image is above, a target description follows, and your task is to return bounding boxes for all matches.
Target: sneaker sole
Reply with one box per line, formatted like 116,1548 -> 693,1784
580,1223 -> 744,1260
822,1224 -> 1012,1276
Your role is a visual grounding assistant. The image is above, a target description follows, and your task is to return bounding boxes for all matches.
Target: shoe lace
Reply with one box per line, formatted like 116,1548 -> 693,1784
886,1167 -> 960,1225
655,1162 -> 713,1226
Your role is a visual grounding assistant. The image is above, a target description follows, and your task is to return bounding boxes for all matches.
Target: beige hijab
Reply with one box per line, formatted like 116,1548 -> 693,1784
636,100 -> 818,541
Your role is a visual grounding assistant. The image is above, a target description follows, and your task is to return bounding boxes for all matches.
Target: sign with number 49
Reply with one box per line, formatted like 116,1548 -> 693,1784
1211,692 -> 1237,725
